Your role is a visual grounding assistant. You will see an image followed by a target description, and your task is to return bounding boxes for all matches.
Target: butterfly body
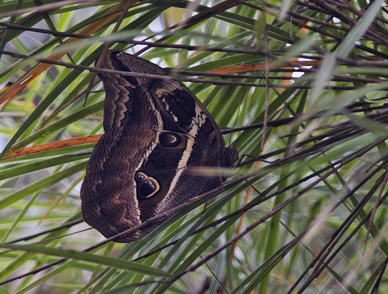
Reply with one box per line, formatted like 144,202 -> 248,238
81,51 -> 238,242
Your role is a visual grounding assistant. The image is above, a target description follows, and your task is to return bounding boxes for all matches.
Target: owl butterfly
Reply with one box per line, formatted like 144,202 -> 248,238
81,51 -> 238,242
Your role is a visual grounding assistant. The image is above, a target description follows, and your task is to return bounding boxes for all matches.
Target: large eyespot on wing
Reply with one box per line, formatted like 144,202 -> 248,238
159,132 -> 184,148
135,172 -> 160,199
139,178 -> 159,198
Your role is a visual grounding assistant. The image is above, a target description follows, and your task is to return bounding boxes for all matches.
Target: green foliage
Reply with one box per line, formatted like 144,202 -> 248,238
1,0 -> 388,293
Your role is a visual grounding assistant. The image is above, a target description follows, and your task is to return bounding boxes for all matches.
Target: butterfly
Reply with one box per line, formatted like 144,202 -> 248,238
80,51 -> 238,242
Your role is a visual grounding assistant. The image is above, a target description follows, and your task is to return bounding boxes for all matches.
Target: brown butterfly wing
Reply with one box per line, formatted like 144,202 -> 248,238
80,51 -> 238,242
